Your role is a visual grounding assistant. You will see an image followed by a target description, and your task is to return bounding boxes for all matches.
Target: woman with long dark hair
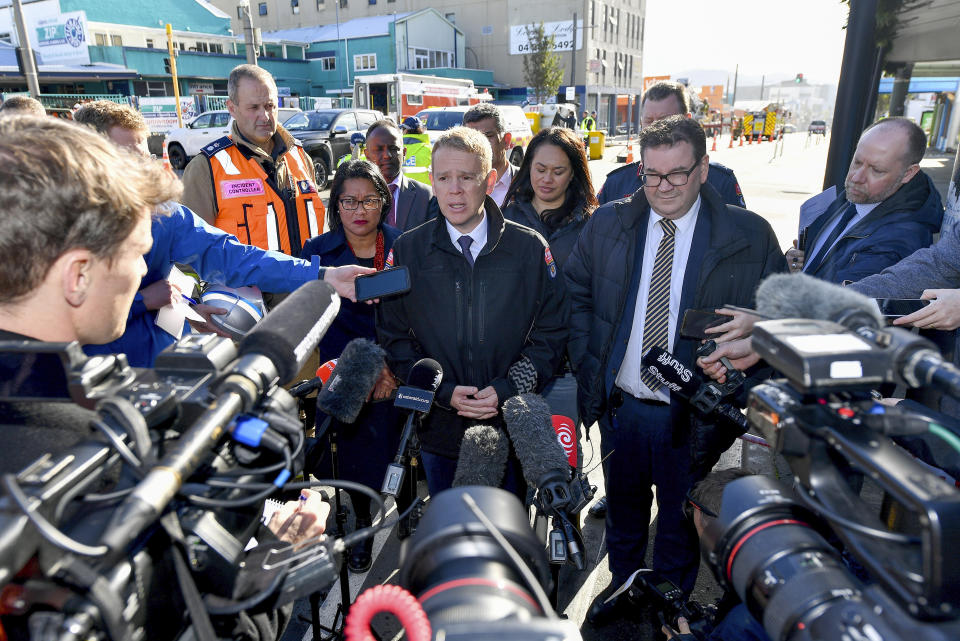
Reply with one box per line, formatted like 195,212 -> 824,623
301,160 -> 408,573
502,126 -> 598,267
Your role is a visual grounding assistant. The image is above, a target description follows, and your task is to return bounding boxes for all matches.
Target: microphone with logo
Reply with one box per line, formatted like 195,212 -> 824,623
381,358 -> 443,497
502,394 -> 594,569
451,425 -> 509,488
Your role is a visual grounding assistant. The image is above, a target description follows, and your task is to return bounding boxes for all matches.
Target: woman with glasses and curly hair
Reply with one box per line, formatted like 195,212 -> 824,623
301,159 -> 410,573
501,126 -> 599,268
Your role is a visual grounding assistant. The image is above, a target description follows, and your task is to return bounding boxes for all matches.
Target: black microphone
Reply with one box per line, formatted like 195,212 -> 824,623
756,272 -> 884,329
382,358 -> 443,497
452,425 -> 509,488
640,346 -> 748,432
316,339 -> 385,424
100,280 -> 340,555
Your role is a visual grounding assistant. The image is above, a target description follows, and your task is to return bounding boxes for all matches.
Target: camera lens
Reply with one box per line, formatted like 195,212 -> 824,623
399,486 -> 552,625
703,475 -> 863,640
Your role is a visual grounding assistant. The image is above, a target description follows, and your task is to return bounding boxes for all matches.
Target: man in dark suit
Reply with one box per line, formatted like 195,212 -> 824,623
463,103 -> 519,208
365,119 -> 434,231
565,116 -> 785,625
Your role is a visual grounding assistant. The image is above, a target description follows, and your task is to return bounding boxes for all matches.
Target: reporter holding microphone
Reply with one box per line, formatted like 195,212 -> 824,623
301,160 -> 406,573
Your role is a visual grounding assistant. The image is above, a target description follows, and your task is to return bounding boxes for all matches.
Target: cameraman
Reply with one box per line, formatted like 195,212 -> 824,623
0,115 -> 330,640
662,469 -> 770,641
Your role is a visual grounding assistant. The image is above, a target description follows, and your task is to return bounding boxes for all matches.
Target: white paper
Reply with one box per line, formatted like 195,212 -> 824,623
154,265 -> 203,338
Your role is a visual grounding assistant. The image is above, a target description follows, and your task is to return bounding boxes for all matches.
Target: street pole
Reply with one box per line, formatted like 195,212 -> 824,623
760,74 -> 765,102
570,12 -> 577,89
11,0 -> 40,98
336,0 -> 346,105
823,0 -> 877,190
240,3 -> 258,65
731,63 -> 738,107
165,24 -> 183,128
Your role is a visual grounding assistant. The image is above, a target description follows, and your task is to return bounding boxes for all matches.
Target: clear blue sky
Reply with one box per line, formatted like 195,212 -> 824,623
642,0 -> 850,85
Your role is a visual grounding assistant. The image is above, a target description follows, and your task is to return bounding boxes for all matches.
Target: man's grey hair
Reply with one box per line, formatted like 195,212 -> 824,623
0,95 -> 45,117
463,103 -> 504,134
228,64 -> 277,103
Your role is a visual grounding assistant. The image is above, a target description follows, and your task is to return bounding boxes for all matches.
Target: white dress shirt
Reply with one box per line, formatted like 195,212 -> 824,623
616,196 -> 701,402
491,163 -> 515,208
445,213 -> 488,263
805,201 -> 880,269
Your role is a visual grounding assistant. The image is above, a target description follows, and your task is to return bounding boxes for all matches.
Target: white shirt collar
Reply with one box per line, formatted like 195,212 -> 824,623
647,195 -> 701,235
446,212 -> 488,260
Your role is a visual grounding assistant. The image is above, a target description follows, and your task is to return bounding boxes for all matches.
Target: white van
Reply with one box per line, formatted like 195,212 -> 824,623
415,105 -> 534,166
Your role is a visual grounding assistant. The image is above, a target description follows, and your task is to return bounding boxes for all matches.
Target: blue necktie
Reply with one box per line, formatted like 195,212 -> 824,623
457,235 -> 474,268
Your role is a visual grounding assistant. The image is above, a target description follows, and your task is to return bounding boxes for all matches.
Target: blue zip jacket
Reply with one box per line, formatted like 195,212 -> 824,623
803,171 -> 944,284
84,204 -> 321,367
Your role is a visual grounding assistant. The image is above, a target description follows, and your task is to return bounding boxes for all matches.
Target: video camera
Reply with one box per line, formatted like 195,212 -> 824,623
0,281 -> 364,641
700,318 -> 960,641
606,568 -> 717,638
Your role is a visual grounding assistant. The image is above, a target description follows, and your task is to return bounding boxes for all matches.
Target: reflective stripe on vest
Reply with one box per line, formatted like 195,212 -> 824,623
207,142 -> 325,255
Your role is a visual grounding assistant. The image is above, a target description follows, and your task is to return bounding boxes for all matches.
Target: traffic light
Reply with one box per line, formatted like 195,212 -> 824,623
163,57 -> 171,74
795,73 -> 804,84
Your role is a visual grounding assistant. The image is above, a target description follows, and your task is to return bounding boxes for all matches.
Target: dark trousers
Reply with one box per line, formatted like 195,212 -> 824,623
599,393 -> 700,593
421,450 -> 527,504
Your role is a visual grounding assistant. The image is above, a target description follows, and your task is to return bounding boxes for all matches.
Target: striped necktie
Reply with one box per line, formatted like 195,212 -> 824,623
388,183 -> 399,227
640,218 -> 678,392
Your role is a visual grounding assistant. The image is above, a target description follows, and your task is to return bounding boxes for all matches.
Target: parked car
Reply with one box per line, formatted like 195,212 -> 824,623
164,107 -> 301,170
415,105 -> 534,166
284,108 -> 384,190
808,120 -> 827,135
781,123 -> 798,133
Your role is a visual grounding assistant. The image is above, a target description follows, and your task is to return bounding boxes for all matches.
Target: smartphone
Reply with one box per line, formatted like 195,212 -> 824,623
874,298 -> 930,319
354,266 -> 411,302
680,309 -> 728,339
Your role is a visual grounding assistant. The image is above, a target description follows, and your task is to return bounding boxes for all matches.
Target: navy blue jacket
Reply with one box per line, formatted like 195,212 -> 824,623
802,171 -> 944,284
598,161 -> 746,208
565,184 -> 786,466
301,224 -> 401,362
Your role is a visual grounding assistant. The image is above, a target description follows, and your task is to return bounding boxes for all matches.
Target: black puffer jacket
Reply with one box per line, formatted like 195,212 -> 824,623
564,184 -> 787,473
377,197 -> 569,457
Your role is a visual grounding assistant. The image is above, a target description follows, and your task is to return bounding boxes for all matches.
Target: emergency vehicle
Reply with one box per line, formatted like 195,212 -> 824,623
352,73 -> 492,122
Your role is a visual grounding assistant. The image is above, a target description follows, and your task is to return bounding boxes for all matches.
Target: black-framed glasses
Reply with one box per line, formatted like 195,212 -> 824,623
641,160 -> 702,188
683,489 -> 718,522
338,197 -> 383,211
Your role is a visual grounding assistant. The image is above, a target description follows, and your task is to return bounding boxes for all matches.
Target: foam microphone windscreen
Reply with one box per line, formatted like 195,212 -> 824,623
238,280 -> 340,384
316,338 -> 385,423
452,425 -> 509,488
502,393 -> 570,488
756,272 -> 883,329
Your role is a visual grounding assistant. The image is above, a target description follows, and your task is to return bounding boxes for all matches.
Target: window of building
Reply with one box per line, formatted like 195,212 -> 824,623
110,34 -> 123,47
95,33 -> 106,46
0,32 -> 11,44
178,41 -> 185,50
210,43 -> 223,54
445,12 -> 455,24
145,38 -> 154,48
340,0 -> 348,7
237,6 -> 244,18
354,53 -> 376,71
317,0 -> 325,7
259,2 -> 268,15
369,0 -> 376,4
410,47 -> 451,69
320,56 -> 336,70
195,41 -> 208,53
292,0 -> 300,13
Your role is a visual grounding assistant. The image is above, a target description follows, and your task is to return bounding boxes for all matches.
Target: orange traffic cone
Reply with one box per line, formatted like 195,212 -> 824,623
625,137 -> 634,164
739,135 -> 744,147
710,135 -> 717,152
161,139 -> 172,171
728,133 -> 734,148
747,133 -> 752,145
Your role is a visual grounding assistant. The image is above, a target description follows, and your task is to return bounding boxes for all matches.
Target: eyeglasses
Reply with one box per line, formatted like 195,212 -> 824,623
682,489 -> 717,522
338,197 -> 383,211
640,160 -> 702,188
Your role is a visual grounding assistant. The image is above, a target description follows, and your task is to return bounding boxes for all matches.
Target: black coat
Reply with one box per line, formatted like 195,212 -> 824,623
378,197 -> 569,457
501,198 -> 591,269
564,184 -> 787,472
395,174 -> 435,232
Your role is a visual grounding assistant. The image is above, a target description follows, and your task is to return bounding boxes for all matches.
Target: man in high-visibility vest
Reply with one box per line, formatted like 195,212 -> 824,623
580,110 -> 596,133
181,64 -> 324,257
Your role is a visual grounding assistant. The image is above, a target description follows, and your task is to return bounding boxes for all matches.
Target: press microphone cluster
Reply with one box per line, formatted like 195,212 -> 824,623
100,280 -> 341,555
502,394 -> 594,569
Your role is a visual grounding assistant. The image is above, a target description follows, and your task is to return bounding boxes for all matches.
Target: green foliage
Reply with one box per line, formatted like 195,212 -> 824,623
839,0 -> 932,49
522,23 -> 565,105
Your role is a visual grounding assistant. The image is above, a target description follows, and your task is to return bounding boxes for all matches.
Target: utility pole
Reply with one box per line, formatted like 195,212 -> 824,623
570,12 -> 577,89
11,0 -> 40,98
731,63 -> 739,107
239,2 -> 259,65
759,74 -> 765,102
165,24 -> 183,128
